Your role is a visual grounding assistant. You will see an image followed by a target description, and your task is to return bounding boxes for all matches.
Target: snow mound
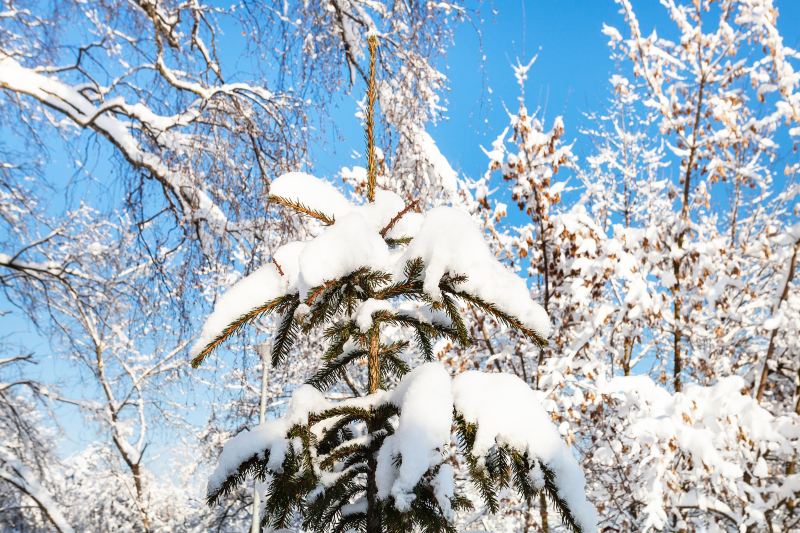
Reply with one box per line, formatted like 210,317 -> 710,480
270,172 -> 352,221
400,207 -> 552,339
297,212 -> 391,297
453,371 -> 598,533
376,363 -> 454,511
207,385 -> 328,496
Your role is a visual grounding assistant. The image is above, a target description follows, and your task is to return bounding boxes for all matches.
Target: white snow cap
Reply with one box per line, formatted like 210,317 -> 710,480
401,207 -> 552,339
270,171 -> 352,221
373,363 -> 596,531
207,384 -> 328,496
297,212 -> 391,297
452,371 -> 598,533
376,363 -> 454,511
190,263 -> 287,357
207,364 -> 595,531
194,173 -> 551,361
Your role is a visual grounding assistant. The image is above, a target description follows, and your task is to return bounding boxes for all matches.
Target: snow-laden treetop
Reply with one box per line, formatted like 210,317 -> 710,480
190,171 -> 551,363
190,172 -> 596,533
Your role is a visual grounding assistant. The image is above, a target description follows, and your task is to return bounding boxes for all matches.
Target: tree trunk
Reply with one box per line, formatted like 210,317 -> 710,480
251,345 -> 270,533
366,327 -> 382,533
756,242 -> 798,402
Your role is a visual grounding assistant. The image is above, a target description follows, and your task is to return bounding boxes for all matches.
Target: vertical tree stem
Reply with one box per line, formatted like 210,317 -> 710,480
366,34 -> 378,203
366,326 -> 382,533
364,34 -> 381,533
368,327 -> 381,394
250,345 -> 270,533
756,241 -> 798,402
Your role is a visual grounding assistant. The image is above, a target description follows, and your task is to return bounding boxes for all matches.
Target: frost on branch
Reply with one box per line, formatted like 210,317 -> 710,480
592,375 -> 799,531
193,172 -> 594,532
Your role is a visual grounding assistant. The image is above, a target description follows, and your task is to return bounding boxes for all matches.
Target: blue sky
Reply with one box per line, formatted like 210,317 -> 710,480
3,0 -> 800,463
315,0 -> 800,184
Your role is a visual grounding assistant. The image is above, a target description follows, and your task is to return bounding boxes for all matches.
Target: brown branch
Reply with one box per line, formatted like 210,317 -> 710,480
756,240 -> 799,402
379,200 -> 418,238
272,257 -> 285,276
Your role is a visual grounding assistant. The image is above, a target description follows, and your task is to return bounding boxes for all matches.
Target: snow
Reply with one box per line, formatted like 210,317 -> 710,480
372,363 -> 594,529
207,384 -> 328,496
385,211 -> 424,240
272,240 -> 306,287
0,56 -> 227,230
0,448 -> 74,533
601,23 -> 623,43
297,212 -> 391,297
354,298 -> 394,332
353,189 -> 406,231
415,128 -> 459,196
270,172 -> 352,221
400,207 -> 552,339
452,371 -> 598,533
604,375 -> 782,478
199,173 -> 582,523
194,176 -> 553,359
376,363 -> 453,511
270,173 -> 407,232
432,463 -> 455,520
210,363 -> 591,526
191,263 -> 287,357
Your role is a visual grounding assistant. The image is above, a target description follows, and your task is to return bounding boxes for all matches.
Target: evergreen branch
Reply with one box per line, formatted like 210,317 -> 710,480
454,414 -> 499,513
306,278 -> 348,328
540,461 -> 586,533
382,471 -> 460,533
269,194 -> 335,225
316,415 -> 358,456
385,236 -> 413,247
271,297 -> 301,366
304,466 -> 366,530
376,258 -> 426,299
384,313 -> 460,360
380,340 -> 410,358
303,268 -> 391,325
510,451 -> 536,502
414,325 -> 435,360
262,446 -> 315,529
307,348 -> 367,391
205,452 -> 265,505
305,279 -> 340,307
309,405 -> 373,427
441,293 -> 472,347
191,294 -> 294,368
380,349 -> 411,382
445,287 -> 548,346
485,445 -> 510,490
319,441 -> 370,471
332,511 -> 367,533
375,279 -> 424,300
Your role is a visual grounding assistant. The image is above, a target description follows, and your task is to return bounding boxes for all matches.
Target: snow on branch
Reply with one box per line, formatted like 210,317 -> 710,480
191,173 -> 551,365
0,448 -> 74,533
206,363 -> 597,532
453,371 -> 597,533
0,56 -> 228,231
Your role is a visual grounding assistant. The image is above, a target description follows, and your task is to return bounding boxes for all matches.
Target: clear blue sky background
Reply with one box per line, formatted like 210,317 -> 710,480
315,0 -> 800,184
3,0 -> 799,464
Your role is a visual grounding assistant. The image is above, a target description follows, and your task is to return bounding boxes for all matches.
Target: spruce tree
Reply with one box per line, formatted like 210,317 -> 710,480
191,36 -> 597,533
